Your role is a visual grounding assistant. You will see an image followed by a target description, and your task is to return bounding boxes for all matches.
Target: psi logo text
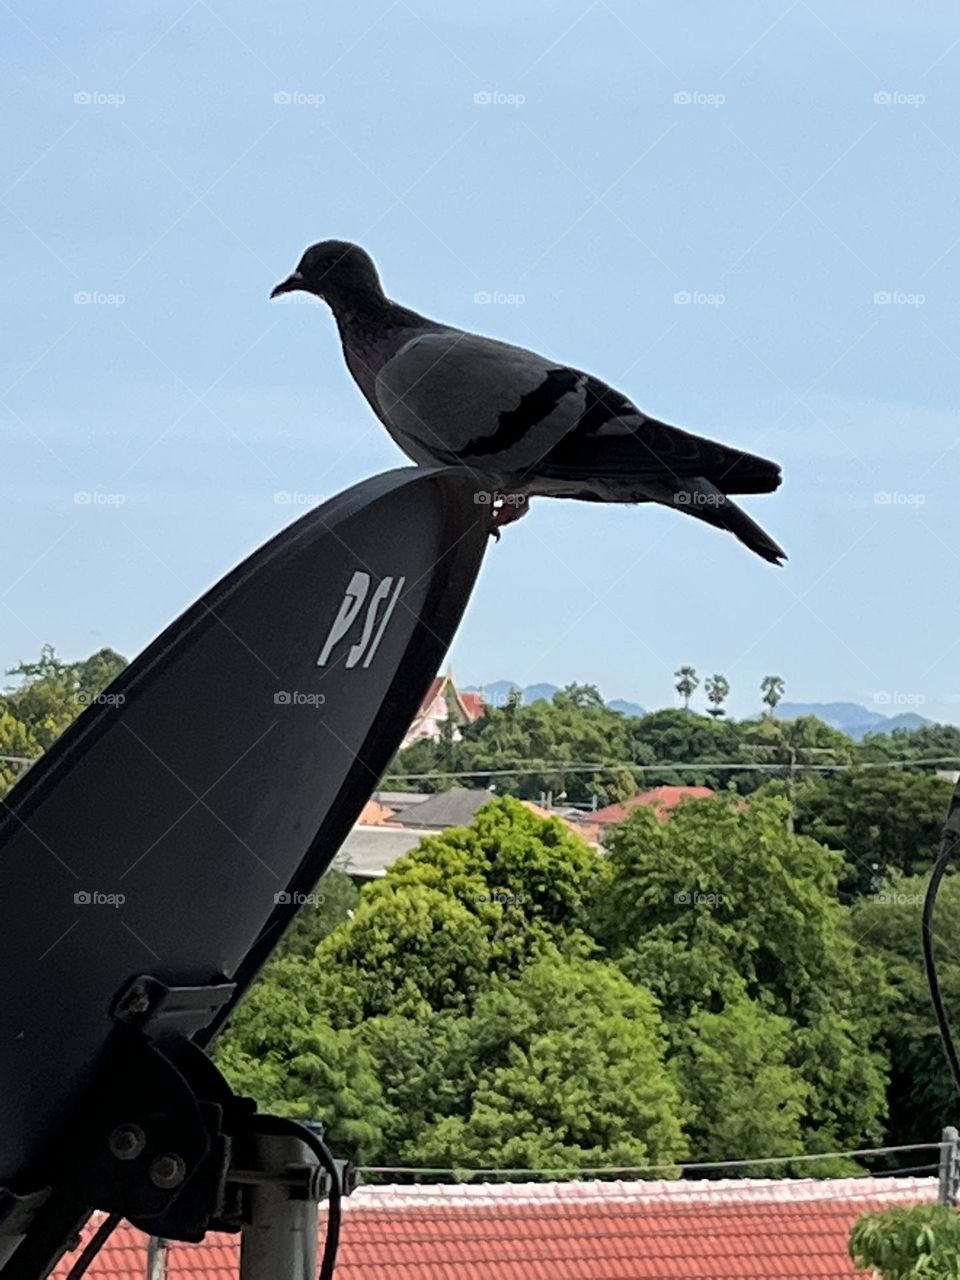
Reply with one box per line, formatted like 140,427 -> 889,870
317,570 -> 406,670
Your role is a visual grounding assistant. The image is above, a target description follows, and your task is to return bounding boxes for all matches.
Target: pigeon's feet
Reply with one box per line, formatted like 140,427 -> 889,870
489,492 -> 529,540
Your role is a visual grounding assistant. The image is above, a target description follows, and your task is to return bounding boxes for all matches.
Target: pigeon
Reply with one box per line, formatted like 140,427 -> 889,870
270,240 -> 786,564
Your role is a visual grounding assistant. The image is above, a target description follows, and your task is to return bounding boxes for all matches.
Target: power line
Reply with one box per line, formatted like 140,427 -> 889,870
386,755 -> 960,782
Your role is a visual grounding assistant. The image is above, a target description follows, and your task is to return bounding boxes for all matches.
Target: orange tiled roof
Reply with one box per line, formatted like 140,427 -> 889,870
54,1176 -> 936,1280
588,786 -> 715,826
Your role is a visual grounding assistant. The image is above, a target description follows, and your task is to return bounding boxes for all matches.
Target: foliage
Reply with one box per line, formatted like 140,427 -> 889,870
793,770 -> 952,898
409,957 -> 689,1173
852,872 -> 960,1148
596,793 -> 889,1149
674,666 -> 699,712
850,1204 -> 960,1280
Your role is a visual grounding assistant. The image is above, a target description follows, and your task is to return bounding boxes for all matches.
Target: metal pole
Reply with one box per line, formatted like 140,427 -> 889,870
938,1126 -> 959,1206
146,1237 -> 167,1280
237,1129 -> 321,1280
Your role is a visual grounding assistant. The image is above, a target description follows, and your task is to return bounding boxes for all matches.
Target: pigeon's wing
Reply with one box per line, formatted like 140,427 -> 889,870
535,374 -> 783,496
374,332 -> 589,472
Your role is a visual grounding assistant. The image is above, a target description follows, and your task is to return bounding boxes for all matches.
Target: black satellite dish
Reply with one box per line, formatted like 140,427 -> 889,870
0,466 -> 489,1279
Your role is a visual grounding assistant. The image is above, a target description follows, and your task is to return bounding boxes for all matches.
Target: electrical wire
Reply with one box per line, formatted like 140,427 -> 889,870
923,786 -> 960,1096
64,1212 -> 122,1280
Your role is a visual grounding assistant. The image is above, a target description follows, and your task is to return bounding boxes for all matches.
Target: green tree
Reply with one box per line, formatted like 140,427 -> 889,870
852,871 -> 960,1148
677,996 -> 809,1164
595,794 -> 889,1149
761,674 -> 785,716
793,770 -> 952,898
850,1204 -> 960,1279
411,957 -> 689,1173
2,644 -> 128,750
0,710 -> 41,798
704,674 -> 730,719
674,665 -> 699,712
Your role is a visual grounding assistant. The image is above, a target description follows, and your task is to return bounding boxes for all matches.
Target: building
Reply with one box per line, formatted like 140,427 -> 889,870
54,1175 -> 937,1280
568,785 -> 714,843
401,670 -> 485,748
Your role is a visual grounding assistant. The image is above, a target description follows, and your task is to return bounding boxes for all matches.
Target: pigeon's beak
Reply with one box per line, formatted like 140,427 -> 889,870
270,271 -> 305,299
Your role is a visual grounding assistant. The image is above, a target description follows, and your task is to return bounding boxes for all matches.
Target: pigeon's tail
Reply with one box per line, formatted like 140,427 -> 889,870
670,477 -> 787,565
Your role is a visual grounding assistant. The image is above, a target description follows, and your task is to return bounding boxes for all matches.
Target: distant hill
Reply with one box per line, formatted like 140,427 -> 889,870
756,702 -> 931,740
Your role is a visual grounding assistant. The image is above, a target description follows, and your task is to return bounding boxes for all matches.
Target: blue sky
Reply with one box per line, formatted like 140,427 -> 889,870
3,1 -> 960,721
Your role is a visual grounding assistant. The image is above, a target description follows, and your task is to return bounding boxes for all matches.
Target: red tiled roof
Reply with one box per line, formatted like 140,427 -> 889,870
588,786 -> 715,826
54,1177 -> 936,1280
460,692 -> 485,721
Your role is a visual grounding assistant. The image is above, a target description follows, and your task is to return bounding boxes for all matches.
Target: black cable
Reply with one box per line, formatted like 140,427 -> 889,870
923,796 -> 960,1096
265,1117 -> 343,1280
65,1212 -> 122,1280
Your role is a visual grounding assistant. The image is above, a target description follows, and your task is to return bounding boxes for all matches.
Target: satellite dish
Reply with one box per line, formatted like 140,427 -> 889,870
0,466 -> 488,1277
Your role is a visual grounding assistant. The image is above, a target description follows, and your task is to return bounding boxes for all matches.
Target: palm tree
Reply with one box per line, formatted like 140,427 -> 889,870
761,675 -> 786,717
674,665 -> 699,712
705,674 -> 730,719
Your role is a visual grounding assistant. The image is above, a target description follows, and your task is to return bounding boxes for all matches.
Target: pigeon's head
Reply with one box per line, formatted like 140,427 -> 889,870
270,240 -> 383,307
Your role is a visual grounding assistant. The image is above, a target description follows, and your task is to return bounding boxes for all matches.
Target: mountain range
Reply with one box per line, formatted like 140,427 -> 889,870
465,683 -> 931,740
